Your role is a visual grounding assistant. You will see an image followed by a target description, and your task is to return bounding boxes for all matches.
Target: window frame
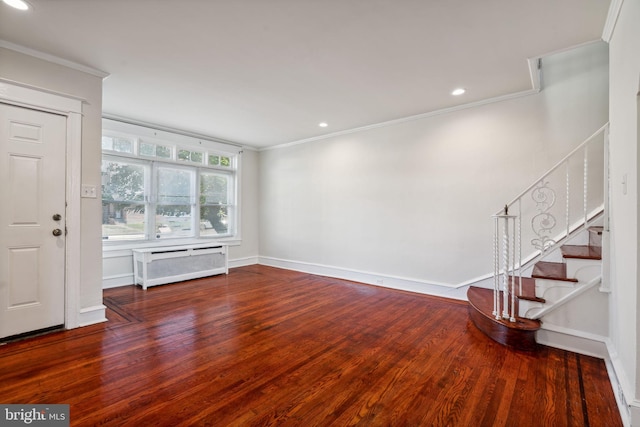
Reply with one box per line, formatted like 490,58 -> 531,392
101,120 -> 241,246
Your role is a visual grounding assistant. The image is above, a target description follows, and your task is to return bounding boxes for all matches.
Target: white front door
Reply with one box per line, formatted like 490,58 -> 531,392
0,102 -> 67,339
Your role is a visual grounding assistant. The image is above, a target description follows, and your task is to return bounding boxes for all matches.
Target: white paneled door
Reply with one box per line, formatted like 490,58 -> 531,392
0,103 -> 66,339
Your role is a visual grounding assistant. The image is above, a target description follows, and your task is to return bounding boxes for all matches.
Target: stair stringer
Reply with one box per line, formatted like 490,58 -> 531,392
536,279 -> 609,339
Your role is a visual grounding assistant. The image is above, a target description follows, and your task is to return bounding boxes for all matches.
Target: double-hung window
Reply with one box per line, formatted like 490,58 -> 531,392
101,119 -> 240,243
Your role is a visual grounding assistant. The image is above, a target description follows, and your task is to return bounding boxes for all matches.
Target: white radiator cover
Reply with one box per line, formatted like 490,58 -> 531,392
132,243 -> 228,289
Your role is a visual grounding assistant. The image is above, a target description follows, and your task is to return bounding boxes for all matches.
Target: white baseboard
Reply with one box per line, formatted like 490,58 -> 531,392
103,273 -> 134,289
102,257 -> 258,289
605,339 -> 636,427
630,402 -> 640,427
258,256 -> 469,300
78,305 -> 107,327
229,256 -> 259,268
536,323 -> 608,358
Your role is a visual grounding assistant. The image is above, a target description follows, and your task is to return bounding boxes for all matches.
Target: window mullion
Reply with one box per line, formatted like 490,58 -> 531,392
147,162 -> 157,240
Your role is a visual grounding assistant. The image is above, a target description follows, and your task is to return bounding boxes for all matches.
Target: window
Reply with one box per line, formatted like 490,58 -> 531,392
200,172 -> 232,236
101,158 -> 147,240
155,166 -> 194,239
101,120 -> 239,243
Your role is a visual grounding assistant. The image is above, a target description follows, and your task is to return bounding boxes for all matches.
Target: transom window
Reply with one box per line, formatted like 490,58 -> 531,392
101,119 -> 239,243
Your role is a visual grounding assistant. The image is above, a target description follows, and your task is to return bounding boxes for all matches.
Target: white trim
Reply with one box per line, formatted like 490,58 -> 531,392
101,257 -> 257,289
102,274 -> 134,289
78,305 -> 108,327
229,256 -> 259,269
258,256 -> 468,300
455,271 -> 495,289
264,88 -> 540,151
535,323 -> 608,358
0,78 -> 84,113
603,359 -> 630,427
102,237 -> 239,252
65,112 -> 82,329
527,57 -> 542,92
0,39 -> 109,79
263,40 -> 607,152
0,80 -> 84,331
605,339 -> 634,426
602,0 -> 625,43
631,401 -> 640,427
102,248 -> 134,259
102,115 -> 242,151
234,150 -> 243,243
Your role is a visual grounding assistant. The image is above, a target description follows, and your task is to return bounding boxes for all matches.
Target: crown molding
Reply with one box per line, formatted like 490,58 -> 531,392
263,87 -> 540,152
602,0 -> 624,43
102,113 -> 244,150
0,39 -> 109,79
263,39 -> 607,152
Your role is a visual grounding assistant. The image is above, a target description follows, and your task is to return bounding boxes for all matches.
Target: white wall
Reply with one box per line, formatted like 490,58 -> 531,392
0,47 -> 104,318
259,42 -> 609,296
229,148 -> 260,266
608,0 -> 640,423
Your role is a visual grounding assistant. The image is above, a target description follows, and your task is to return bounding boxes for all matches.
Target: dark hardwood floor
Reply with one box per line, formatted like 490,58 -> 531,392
0,265 -> 622,426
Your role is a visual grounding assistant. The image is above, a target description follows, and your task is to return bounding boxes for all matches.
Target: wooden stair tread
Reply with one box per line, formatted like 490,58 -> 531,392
561,244 -> 602,260
467,287 -> 541,331
532,261 -> 578,282
467,286 -> 540,351
510,276 -> 545,303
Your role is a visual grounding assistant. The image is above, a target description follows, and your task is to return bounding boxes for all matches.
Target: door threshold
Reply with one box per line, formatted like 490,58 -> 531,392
0,325 -> 65,345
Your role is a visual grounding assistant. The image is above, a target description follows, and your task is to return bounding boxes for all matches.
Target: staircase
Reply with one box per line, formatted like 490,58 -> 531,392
467,123 -> 609,351
467,225 -> 603,350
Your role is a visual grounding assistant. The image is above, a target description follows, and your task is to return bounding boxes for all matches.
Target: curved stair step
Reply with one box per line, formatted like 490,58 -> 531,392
467,286 -> 540,351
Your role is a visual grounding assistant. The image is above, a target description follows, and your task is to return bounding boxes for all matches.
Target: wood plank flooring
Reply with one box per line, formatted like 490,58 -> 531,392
0,265 -> 622,426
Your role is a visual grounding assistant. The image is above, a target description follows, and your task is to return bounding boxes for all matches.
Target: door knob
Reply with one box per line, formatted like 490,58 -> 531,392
52,214 -> 62,221
52,229 -> 62,237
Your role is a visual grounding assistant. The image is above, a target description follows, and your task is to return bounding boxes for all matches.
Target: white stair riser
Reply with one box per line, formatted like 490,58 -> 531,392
534,278 -> 575,299
541,250 -> 563,263
538,285 -> 578,304
565,259 -> 601,281
588,232 -> 602,248
518,299 -> 543,318
565,233 -> 590,246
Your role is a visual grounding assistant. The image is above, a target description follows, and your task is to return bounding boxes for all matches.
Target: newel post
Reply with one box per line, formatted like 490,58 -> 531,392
493,205 -> 517,322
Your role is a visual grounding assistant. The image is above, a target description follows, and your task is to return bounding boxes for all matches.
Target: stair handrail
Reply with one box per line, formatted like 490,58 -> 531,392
496,122 -> 609,216
492,122 -> 608,322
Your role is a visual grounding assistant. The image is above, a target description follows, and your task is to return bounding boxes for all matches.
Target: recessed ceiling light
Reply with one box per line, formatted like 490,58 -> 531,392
318,122 -> 328,128
451,88 -> 466,96
2,0 -> 30,10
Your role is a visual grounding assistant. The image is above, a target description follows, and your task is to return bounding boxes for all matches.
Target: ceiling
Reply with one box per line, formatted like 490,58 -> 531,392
0,0 -> 610,148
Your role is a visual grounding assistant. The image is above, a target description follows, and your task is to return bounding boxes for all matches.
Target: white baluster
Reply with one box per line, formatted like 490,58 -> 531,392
566,160 -> 570,238
584,147 -> 588,226
502,215 -> 509,319
493,217 -> 499,319
510,215 -> 516,322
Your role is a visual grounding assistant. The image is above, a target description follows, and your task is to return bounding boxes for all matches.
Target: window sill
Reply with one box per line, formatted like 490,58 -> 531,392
102,237 -> 241,254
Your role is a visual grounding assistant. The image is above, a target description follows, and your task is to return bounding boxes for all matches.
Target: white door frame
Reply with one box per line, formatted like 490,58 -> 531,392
0,79 -> 83,330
